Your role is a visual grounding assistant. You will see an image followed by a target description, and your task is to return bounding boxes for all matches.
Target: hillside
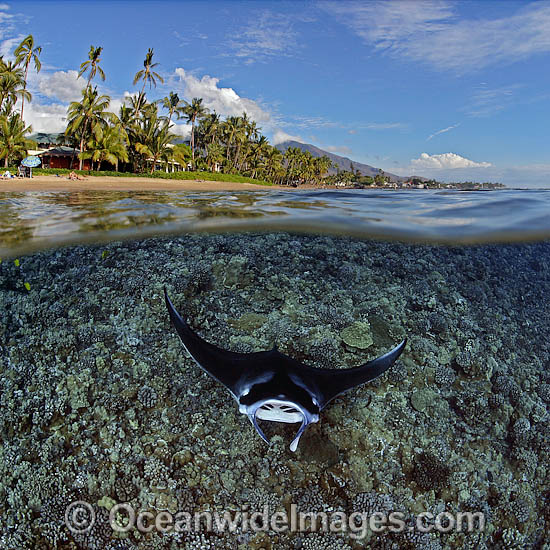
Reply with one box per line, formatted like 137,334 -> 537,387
275,140 -> 408,182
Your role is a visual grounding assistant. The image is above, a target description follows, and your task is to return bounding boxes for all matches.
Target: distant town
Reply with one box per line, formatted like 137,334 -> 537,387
329,172 -> 505,190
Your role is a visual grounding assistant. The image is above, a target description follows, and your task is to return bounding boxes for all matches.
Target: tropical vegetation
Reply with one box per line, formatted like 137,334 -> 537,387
0,34 -> 40,167
0,39 -> 336,184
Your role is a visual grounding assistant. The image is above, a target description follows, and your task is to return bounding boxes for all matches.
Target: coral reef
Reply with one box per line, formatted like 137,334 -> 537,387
0,233 -> 549,549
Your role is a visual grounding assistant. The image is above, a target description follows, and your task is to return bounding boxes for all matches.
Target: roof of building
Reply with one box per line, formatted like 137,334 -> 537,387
39,146 -> 78,157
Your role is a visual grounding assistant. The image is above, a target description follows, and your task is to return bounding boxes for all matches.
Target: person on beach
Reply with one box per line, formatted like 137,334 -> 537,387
68,171 -> 85,180
2,170 -> 14,179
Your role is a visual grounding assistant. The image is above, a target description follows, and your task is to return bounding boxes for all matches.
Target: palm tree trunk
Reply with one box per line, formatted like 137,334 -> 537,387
78,135 -> 85,171
20,64 -> 29,122
191,119 -> 195,169
234,143 -> 241,171
78,117 -> 91,170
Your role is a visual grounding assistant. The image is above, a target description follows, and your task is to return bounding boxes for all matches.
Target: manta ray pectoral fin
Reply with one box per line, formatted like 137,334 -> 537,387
165,287 -> 261,397
315,338 -> 407,409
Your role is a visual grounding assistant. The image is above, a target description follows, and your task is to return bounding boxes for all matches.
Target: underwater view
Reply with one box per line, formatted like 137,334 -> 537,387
1,0 -> 550,548
1,188 -> 550,549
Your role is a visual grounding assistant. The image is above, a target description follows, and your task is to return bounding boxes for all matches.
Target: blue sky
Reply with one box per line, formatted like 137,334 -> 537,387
2,0 -> 550,186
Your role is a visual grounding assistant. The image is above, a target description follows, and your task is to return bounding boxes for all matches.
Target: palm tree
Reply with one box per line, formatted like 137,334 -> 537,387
81,123 -> 128,170
0,97 -> 15,118
78,45 -> 105,90
182,97 -> 208,168
314,155 -> 332,182
221,115 -> 245,168
172,143 -> 192,168
237,115 -> 259,172
248,135 -> 269,178
264,146 -> 284,182
0,113 -> 33,167
14,34 -> 42,122
66,86 -> 112,170
127,91 -> 148,119
133,48 -> 164,95
134,105 -> 176,173
284,146 -> 302,185
0,61 -> 29,113
118,103 -> 134,130
230,113 -> 253,171
197,112 -> 221,148
160,91 -> 183,126
205,142 -> 224,172
298,151 -> 316,184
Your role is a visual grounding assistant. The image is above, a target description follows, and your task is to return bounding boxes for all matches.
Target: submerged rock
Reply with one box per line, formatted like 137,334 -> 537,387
340,321 -> 373,349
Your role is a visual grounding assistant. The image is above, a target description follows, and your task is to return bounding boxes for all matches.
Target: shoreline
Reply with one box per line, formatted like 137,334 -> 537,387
0,175 -> 508,193
0,174 -> 284,192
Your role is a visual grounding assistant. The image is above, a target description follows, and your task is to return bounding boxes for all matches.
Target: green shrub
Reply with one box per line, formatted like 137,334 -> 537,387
28,167 -> 273,186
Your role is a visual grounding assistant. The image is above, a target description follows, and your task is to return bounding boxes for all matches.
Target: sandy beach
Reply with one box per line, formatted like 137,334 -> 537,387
0,174 -> 281,192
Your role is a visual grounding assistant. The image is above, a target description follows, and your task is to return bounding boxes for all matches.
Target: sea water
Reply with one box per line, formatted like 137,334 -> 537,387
0,189 -> 548,549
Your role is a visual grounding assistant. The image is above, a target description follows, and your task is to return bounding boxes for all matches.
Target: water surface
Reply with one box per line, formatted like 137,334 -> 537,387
2,188 -> 550,256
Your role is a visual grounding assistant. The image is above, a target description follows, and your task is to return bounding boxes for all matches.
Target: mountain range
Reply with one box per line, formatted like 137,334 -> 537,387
275,140 -> 410,182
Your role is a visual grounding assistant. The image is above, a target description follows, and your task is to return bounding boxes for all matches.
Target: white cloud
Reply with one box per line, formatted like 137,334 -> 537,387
272,129 -> 304,144
170,122 -> 191,139
291,115 -> 339,129
23,101 -> 67,134
360,122 -> 406,130
464,84 -> 523,117
228,11 -> 298,63
411,152 -> 492,170
0,6 -> 30,55
324,145 -> 353,155
0,34 -> 23,58
426,123 -> 460,141
0,6 -> 15,27
322,1 -> 550,73
106,96 -> 125,116
288,115 -> 406,132
38,70 -> 83,103
174,68 -> 273,124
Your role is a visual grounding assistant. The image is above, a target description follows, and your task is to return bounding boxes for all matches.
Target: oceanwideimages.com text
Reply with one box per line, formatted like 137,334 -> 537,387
65,500 -> 485,540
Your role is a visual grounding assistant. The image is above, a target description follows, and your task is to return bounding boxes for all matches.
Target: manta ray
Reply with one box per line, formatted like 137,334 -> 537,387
165,288 -> 406,452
